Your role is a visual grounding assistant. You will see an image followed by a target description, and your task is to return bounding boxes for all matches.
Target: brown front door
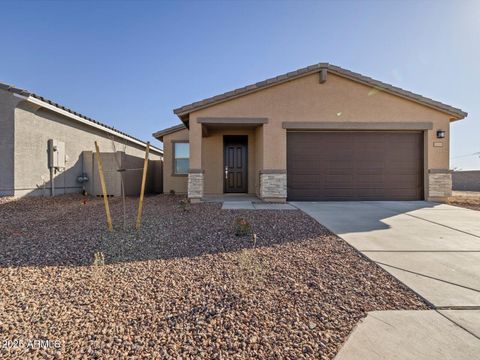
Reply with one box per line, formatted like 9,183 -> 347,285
287,131 -> 424,201
224,136 -> 248,193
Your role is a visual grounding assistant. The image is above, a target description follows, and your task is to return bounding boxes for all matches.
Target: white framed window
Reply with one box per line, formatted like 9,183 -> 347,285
173,142 -> 189,175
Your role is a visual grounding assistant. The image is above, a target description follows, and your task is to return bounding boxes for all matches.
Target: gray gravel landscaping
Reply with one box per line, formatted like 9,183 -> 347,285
0,195 -> 428,359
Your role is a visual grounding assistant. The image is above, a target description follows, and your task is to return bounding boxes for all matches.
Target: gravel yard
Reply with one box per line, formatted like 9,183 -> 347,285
448,191 -> 480,211
0,195 -> 428,359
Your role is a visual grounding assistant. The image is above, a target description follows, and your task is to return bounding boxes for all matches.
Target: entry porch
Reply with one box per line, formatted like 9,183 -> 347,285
187,118 -> 287,203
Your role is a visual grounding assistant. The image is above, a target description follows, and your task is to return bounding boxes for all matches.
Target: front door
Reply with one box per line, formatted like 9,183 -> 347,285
224,136 -> 248,193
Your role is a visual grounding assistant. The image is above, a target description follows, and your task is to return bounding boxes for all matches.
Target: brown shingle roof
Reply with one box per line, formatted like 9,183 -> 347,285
0,81 -> 163,154
173,63 -> 467,121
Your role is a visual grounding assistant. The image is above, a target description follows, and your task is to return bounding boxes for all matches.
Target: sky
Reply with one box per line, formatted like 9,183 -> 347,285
1,0 -> 479,169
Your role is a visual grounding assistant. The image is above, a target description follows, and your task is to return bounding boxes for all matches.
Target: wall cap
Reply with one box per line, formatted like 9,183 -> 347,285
428,169 -> 453,174
259,169 -> 287,174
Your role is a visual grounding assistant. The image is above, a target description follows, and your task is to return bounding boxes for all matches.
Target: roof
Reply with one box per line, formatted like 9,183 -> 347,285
173,62 -> 467,121
152,123 -> 186,141
0,81 -> 163,155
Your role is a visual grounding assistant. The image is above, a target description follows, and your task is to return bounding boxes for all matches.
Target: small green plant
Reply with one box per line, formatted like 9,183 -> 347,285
234,218 -> 252,236
93,251 -> 105,266
179,198 -> 191,212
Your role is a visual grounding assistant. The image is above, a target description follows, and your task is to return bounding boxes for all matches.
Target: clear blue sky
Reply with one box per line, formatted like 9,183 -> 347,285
2,0 -> 479,169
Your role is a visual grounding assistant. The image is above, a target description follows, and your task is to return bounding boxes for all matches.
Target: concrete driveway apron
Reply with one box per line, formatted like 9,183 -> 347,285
291,201 -> 480,359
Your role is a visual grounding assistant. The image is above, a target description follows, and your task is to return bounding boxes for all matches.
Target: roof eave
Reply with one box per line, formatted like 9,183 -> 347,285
13,93 -> 163,155
326,65 -> 468,120
172,62 -> 467,121
2,81 -> 162,155
173,63 -> 329,118
152,123 -> 186,141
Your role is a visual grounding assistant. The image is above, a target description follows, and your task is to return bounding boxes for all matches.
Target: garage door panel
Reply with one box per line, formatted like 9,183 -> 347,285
387,153 -> 419,162
354,162 -> 384,173
387,161 -> 421,169
354,152 -> 385,161
328,162 -> 357,174
288,165 -> 323,175
328,168 -> 357,175
327,153 -> 355,161
384,173 -> 422,183
325,178 -> 354,187
355,178 -> 385,187
287,131 -> 423,201
291,182 -> 323,188
321,188 -> 356,197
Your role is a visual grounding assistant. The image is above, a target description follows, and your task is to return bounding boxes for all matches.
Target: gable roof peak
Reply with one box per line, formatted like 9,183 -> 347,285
173,62 -> 467,121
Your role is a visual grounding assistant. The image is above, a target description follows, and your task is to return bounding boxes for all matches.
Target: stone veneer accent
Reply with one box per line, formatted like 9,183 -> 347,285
259,172 -> 287,202
428,170 -> 452,199
188,171 -> 204,200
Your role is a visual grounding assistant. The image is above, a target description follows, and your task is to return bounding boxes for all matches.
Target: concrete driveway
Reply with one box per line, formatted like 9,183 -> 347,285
291,201 -> 480,359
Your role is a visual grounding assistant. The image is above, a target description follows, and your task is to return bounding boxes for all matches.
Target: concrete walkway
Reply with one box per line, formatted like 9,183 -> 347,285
202,194 -> 296,210
335,310 -> 480,360
291,201 -> 480,359
222,201 -> 296,210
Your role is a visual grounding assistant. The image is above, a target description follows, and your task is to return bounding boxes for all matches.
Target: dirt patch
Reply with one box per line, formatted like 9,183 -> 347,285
448,191 -> 480,211
0,195 -> 428,359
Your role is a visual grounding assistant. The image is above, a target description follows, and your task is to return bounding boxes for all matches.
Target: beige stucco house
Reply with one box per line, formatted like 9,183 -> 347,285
0,82 -> 163,197
154,63 -> 466,203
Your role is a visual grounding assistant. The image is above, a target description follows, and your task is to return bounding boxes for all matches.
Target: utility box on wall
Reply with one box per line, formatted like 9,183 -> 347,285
47,139 -> 66,169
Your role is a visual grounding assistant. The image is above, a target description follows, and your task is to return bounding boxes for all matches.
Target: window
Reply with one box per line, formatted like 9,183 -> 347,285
173,142 -> 189,175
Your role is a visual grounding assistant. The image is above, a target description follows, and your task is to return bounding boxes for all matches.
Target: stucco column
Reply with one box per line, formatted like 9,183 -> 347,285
426,121 -> 451,202
188,119 -> 204,201
259,124 -> 287,202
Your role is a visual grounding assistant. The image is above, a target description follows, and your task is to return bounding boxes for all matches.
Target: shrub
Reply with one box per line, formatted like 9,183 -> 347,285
234,217 -> 252,236
179,198 -> 191,212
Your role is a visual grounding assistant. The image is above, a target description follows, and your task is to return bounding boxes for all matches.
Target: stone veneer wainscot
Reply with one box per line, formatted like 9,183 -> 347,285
428,170 -> 452,199
259,171 -> 287,202
188,171 -> 204,201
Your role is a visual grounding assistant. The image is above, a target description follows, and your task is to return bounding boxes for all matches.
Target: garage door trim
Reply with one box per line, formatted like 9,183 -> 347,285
282,121 -> 433,130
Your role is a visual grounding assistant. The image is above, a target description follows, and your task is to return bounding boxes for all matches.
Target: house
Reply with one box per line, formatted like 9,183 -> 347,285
0,82 -> 163,197
154,63 -> 467,203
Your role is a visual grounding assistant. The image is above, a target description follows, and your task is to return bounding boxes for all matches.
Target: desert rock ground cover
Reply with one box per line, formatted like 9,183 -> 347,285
0,195 -> 428,359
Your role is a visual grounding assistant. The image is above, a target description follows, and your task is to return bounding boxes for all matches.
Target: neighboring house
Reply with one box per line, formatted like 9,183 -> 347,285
0,82 -> 163,197
154,62 -> 467,203
452,171 -> 480,192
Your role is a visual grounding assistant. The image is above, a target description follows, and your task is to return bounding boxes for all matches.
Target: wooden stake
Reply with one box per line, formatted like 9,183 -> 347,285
110,136 -> 127,231
136,142 -> 150,230
94,141 -> 113,232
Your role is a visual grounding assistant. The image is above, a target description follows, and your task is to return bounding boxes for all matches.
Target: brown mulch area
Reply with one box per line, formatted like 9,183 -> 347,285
0,195 -> 428,359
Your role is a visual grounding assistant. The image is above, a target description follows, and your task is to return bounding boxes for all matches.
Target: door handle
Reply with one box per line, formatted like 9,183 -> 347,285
225,166 -> 228,179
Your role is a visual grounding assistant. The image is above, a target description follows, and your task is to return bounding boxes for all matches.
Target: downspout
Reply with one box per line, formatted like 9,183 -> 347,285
50,167 -> 55,196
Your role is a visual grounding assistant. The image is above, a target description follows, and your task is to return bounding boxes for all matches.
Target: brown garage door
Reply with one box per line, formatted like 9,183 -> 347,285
287,131 -> 424,201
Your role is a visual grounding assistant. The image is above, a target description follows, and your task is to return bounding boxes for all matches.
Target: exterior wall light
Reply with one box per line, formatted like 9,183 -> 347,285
436,130 -> 446,139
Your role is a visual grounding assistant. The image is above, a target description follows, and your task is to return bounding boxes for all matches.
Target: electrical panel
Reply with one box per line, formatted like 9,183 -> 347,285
48,139 -> 66,169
